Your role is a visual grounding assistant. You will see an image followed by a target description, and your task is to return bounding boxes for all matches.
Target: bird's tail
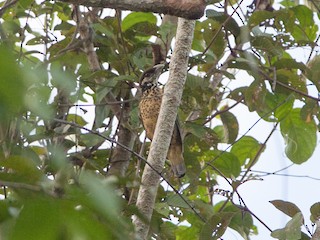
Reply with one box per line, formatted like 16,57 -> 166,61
167,146 -> 186,178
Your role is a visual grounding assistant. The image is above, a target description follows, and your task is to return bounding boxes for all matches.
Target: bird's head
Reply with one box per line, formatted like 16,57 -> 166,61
139,64 -> 165,92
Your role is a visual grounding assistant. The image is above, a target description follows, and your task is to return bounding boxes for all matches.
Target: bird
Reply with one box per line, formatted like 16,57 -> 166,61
138,64 -> 186,178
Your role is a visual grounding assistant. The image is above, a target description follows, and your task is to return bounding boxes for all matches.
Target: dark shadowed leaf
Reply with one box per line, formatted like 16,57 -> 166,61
270,200 -> 302,219
220,110 -> 239,144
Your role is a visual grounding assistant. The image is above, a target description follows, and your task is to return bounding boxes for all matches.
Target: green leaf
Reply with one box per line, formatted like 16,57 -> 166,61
200,212 -> 235,240
230,136 -> 262,167
271,212 -> 303,240
160,221 -> 178,239
67,114 -> 88,126
273,69 -> 307,98
206,10 -> 240,37
291,5 -> 318,41
251,35 -> 283,57
280,108 -> 317,163
154,202 -> 170,217
307,55 -> 320,91
274,94 -> 294,121
184,122 -> 220,146
205,150 -> 241,178
270,200 -> 302,219
220,110 -> 239,144
245,80 -> 267,113
166,194 -> 192,209
273,58 -> 307,71
0,156 -> 42,184
248,10 -> 275,28
0,45 -> 25,120
201,19 -> 226,59
217,203 -> 255,239
310,202 -> 320,223
122,12 -> 157,32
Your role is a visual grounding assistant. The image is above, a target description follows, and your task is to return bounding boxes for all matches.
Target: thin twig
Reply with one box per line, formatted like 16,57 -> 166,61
203,96 -> 244,125
201,95 -> 290,174
202,0 -> 245,57
0,0 -> 18,17
239,122 -> 279,183
53,118 -> 206,223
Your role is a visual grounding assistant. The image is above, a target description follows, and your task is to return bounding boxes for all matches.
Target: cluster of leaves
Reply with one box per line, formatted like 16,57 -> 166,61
0,0 -> 319,239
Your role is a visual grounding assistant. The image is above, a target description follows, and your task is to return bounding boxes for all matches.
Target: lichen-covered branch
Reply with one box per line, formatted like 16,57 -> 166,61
132,18 -> 195,239
59,0 -> 206,19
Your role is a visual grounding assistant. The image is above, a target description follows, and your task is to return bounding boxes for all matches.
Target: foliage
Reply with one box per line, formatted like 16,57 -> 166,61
0,0 -> 319,239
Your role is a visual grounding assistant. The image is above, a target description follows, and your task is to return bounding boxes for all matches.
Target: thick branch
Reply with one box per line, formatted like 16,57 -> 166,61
132,18 -> 195,239
78,10 -> 122,119
60,0 -> 206,20
78,10 -> 135,177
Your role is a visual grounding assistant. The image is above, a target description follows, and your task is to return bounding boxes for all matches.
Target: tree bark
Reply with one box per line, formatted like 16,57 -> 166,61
78,9 -> 135,177
59,0 -> 206,20
132,18 -> 195,239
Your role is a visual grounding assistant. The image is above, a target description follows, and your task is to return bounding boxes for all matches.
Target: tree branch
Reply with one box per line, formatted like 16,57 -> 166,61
132,18 -> 195,239
59,0 -> 206,20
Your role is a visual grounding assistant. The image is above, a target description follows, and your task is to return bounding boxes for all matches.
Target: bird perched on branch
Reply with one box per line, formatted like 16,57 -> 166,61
139,64 -> 186,178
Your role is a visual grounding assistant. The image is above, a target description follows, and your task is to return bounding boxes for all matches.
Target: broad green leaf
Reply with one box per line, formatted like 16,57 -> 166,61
270,200 -> 302,219
230,136 -> 262,167
271,212 -> 303,240
166,194 -> 192,209
80,133 -> 105,147
273,58 -> 307,71
251,35 -> 283,57
176,224 -> 201,240
154,202 -> 170,217
274,94 -> 294,121
0,201 -> 11,222
160,221 -> 177,239
291,5 -> 318,41
19,0 -> 34,8
122,12 -> 157,32
245,80 -> 267,113
218,203 -> 255,239
205,150 -> 241,178
307,55 -> 320,91
310,202 -> 320,223
67,114 -> 88,126
185,73 -> 208,90
78,172 -> 121,220
184,122 -> 220,146
280,108 -> 317,163
206,10 -> 240,37
300,100 -> 319,123
0,156 -> 42,184
248,10 -> 275,28
201,19 -> 226,59
0,45 -> 25,120
220,110 -> 239,144
50,61 -> 77,93
273,69 -> 307,97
